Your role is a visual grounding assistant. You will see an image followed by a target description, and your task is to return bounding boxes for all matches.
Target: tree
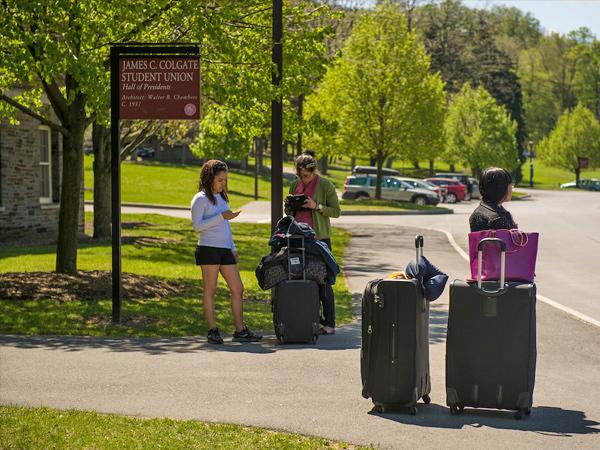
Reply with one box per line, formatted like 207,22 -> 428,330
518,33 -> 581,142
0,1 -> 334,271
0,0 -> 189,273
444,84 -> 519,175
537,104 -> 600,186
573,40 -> 600,121
306,2 -> 445,199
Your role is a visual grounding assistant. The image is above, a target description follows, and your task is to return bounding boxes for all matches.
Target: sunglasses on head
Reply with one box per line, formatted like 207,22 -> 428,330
212,162 -> 228,172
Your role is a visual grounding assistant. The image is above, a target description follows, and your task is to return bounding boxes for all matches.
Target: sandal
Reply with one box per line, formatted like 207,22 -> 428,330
320,326 -> 335,335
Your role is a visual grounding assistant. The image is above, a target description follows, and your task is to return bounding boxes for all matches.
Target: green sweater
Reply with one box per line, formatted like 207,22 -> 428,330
286,176 -> 341,239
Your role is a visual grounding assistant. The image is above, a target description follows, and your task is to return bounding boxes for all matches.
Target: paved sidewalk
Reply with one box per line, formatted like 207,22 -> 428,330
2,226 -> 599,448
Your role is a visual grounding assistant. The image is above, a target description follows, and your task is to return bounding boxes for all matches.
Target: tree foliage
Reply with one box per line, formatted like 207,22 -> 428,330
306,2 -> 445,198
444,83 -> 519,174
537,104 -> 600,185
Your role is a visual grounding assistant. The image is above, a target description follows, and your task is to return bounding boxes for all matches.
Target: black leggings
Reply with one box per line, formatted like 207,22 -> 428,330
319,238 -> 335,328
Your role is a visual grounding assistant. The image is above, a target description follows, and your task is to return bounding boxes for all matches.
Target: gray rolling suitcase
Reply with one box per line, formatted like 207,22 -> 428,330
446,237 -> 537,420
272,235 -> 320,345
361,235 -> 432,415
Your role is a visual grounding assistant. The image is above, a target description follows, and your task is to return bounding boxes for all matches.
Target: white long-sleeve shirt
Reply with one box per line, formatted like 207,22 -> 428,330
190,191 -> 236,252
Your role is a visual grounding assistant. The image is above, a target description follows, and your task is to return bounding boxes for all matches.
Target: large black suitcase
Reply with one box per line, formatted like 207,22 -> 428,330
272,235 -> 321,345
361,235 -> 432,414
446,237 -> 537,420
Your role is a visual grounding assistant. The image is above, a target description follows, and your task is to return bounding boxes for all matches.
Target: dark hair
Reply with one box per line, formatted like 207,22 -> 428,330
199,160 -> 229,205
294,153 -> 318,177
479,167 -> 513,203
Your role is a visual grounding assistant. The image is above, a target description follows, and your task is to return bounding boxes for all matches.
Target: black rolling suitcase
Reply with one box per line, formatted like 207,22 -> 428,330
272,235 -> 321,345
446,237 -> 537,420
361,236 -> 432,415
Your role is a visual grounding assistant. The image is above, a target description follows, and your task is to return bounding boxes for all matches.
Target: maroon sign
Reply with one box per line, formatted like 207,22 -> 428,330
578,157 -> 590,169
119,57 -> 200,120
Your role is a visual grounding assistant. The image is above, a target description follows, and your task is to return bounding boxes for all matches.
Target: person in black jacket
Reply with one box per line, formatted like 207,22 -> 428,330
469,167 -> 518,232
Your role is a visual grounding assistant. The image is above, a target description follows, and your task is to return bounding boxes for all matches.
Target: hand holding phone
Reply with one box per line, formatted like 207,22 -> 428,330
222,210 -> 241,220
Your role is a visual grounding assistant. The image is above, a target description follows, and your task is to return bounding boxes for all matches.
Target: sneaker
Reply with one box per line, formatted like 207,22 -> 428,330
232,326 -> 263,342
207,327 -> 224,345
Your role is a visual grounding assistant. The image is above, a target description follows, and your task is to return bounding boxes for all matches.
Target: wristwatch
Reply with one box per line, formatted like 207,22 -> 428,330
317,203 -> 324,213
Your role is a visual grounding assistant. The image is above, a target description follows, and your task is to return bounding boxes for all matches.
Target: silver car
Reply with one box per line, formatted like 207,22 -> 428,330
342,175 -> 440,205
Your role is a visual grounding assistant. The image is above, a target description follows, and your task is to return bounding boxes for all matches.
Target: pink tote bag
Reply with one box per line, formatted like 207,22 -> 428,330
468,229 -> 539,283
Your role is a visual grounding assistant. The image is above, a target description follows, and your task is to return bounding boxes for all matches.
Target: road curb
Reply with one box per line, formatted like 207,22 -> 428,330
341,208 -> 453,216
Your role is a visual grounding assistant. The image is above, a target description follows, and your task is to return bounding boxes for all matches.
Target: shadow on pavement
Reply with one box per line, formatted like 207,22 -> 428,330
429,303 -> 448,345
0,321 -> 361,355
368,403 -> 600,436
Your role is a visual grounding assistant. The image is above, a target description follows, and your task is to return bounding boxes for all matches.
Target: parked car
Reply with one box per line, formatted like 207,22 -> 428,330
397,177 -> 446,201
352,165 -> 401,177
560,178 -> 600,191
136,147 -> 155,159
343,175 -> 440,205
468,177 -> 481,199
424,177 -> 467,203
436,172 -> 473,200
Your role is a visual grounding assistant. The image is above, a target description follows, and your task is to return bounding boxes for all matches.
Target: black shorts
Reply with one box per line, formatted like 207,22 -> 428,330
195,245 -> 236,266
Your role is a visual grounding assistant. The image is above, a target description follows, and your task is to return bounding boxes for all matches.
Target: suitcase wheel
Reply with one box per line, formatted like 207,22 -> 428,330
373,404 -> 385,414
450,406 -> 463,415
310,334 -> 318,345
278,335 -> 284,345
514,408 -> 530,420
409,406 -> 418,415
422,394 -> 431,405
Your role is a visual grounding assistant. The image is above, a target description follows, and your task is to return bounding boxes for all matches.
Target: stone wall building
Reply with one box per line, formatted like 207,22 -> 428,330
0,109 -> 76,245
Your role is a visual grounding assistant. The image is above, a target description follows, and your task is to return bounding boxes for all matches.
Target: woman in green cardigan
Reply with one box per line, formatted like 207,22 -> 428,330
285,153 -> 341,335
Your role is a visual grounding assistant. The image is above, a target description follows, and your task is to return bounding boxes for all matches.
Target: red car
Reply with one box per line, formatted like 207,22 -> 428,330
424,178 -> 467,203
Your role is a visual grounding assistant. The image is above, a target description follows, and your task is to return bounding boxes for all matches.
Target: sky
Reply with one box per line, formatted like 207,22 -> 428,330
462,0 -> 600,37
358,1 -> 600,37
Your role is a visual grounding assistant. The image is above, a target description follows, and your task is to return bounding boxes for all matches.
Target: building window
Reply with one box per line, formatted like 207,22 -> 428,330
39,126 -> 52,203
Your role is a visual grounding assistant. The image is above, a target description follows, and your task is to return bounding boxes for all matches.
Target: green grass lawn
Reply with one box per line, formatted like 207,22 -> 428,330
0,406 -> 366,449
84,156 -> 277,210
340,198 -> 450,212
0,213 -> 353,337
519,160 -> 600,189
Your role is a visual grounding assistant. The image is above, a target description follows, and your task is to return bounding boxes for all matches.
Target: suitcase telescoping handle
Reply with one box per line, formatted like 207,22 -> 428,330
286,234 -> 306,280
477,237 -> 506,293
415,234 -> 424,260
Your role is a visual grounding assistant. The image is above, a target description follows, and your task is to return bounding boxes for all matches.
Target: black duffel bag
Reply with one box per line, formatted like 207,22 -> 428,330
255,247 -> 327,290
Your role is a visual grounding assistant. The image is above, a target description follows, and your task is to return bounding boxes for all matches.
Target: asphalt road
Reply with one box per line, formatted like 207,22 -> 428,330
329,188 -> 600,325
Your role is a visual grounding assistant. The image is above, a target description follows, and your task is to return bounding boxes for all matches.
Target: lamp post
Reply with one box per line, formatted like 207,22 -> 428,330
528,140 -> 534,188
271,0 -> 283,232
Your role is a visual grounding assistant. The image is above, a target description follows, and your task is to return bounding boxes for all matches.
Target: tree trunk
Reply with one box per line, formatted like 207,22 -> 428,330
350,156 -> 356,170
375,150 -> 385,200
449,164 -> 456,172
257,137 -> 265,173
320,155 -> 328,175
240,155 -> 248,171
429,159 -> 434,177
296,94 -> 303,156
576,167 -> 581,187
413,160 -> 420,170
55,97 -> 87,274
253,137 -> 259,200
92,122 -> 111,239
386,157 -> 395,169
369,157 -> 376,166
